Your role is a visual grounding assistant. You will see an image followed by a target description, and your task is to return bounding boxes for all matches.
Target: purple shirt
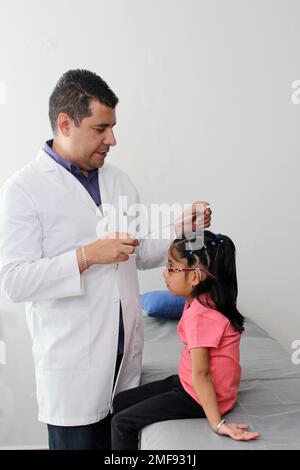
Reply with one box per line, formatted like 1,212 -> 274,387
43,140 -> 101,206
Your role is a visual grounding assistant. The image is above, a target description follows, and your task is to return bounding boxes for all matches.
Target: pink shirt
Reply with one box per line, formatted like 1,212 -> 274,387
177,298 -> 241,416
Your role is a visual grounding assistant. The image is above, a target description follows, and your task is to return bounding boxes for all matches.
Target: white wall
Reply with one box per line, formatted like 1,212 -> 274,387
0,0 -> 299,448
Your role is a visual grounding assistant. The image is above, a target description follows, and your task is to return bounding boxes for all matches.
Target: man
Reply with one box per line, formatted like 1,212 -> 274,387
0,69 -> 211,450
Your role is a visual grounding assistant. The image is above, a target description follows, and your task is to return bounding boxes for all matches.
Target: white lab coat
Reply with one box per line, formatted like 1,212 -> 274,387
0,149 -> 174,425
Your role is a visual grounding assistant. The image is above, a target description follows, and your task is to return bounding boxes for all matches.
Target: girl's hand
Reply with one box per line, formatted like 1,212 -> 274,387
217,422 -> 261,441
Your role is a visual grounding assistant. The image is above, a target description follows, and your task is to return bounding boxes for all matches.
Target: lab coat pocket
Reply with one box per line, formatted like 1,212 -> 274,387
32,308 -> 90,371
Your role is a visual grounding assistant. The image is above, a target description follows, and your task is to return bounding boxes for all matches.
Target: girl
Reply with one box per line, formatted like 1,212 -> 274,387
111,231 -> 261,449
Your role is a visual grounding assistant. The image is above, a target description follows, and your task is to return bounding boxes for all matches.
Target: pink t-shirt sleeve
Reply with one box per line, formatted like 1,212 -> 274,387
184,312 -> 227,350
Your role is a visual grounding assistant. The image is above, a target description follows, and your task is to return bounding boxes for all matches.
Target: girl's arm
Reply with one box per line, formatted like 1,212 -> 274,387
190,347 -> 261,441
190,347 -> 222,430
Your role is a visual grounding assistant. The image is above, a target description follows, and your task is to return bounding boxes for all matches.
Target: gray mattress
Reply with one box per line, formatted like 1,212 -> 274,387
140,314 -> 300,450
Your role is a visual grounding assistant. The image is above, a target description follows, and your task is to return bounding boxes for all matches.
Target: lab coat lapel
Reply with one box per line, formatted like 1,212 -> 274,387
97,163 -> 118,231
35,149 -> 116,217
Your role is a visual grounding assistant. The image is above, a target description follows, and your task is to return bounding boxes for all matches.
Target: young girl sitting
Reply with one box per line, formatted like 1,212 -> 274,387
111,231 -> 261,449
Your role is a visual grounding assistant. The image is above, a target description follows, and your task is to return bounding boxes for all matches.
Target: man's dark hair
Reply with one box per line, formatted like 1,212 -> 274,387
49,69 -> 119,134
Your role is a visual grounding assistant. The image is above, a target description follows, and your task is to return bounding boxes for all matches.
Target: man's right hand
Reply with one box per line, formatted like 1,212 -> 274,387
76,232 -> 139,272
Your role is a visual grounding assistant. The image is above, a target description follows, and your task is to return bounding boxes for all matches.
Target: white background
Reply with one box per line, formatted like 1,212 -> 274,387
0,0 -> 299,448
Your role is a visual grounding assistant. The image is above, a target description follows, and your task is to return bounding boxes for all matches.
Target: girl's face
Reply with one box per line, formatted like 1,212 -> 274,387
163,248 -> 201,298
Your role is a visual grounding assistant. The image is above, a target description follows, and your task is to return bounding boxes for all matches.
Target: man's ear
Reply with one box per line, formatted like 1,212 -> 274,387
57,113 -> 71,137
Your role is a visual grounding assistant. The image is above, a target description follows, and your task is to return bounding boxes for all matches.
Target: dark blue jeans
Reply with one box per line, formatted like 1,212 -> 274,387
47,414 -> 112,450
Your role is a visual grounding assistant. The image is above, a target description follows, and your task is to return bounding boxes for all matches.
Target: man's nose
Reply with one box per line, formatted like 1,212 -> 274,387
104,128 -> 116,147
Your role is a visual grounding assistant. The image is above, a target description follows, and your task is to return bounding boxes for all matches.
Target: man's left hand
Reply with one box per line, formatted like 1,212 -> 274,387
175,200 -> 212,238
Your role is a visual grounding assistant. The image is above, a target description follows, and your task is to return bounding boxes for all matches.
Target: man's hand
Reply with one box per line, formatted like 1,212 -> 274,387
217,422 -> 261,441
77,232 -> 139,272
175,201 -> 212,238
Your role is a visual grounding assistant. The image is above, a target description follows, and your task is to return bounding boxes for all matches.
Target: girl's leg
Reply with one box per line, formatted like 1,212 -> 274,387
112,375 -> 177,414
111,375 -> 205,450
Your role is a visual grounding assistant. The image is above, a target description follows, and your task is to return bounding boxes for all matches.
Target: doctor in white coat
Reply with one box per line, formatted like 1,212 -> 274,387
0,69 -> 211,450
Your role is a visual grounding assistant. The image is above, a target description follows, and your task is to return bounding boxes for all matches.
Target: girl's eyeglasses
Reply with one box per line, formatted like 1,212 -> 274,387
165,265 -> 216,280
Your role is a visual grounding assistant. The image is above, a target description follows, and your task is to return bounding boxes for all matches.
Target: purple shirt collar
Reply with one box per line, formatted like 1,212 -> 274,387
43,139 -> 101,206
43,140 -> 99,177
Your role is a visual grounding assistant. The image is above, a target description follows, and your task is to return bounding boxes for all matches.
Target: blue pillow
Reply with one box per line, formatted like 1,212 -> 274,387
141,290 -> 185,319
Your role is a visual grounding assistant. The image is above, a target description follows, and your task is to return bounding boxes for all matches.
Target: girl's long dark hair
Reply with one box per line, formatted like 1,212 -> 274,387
171,231 -> 245,333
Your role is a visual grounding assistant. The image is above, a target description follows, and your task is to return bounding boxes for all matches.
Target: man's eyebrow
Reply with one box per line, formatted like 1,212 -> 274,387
94,122 -> 116,128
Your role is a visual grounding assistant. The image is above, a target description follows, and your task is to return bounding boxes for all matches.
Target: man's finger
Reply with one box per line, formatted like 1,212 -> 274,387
192,200 -> 210,208
120,236 -> 139,246
120,244 -> 136,255
105,232 -> 139,244
116,253 -> 129,262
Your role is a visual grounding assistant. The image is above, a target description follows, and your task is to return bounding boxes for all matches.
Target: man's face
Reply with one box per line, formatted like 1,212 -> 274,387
67,99 -> 117,171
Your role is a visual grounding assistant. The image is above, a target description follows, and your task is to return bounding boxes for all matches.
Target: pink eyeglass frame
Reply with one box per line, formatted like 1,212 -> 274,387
165,265 -> 216,280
